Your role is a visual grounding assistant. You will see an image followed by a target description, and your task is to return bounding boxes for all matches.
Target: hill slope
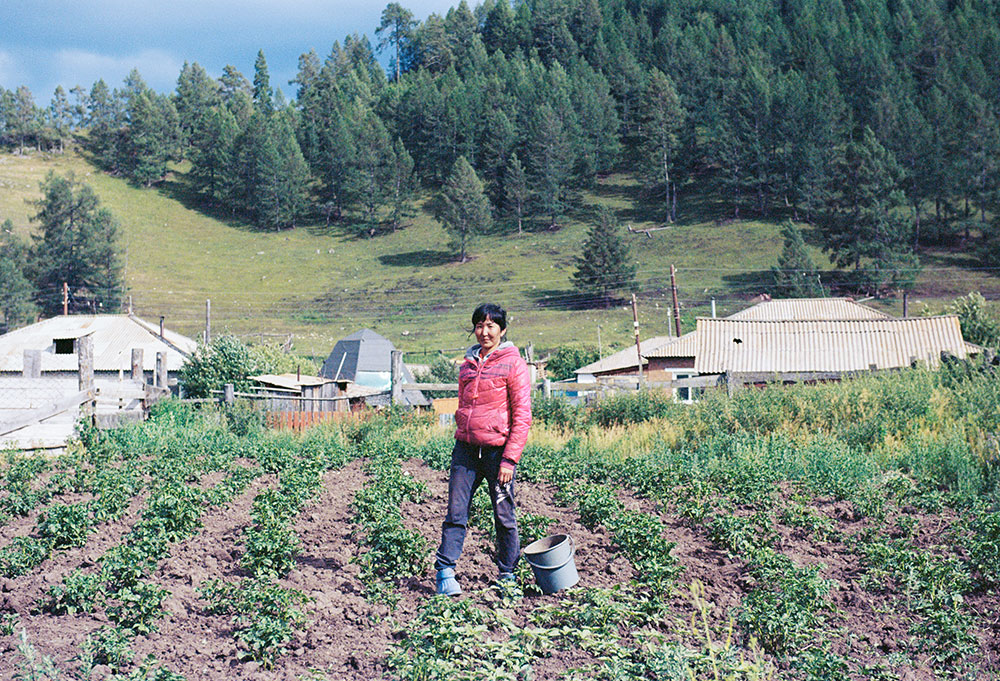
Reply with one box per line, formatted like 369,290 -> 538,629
1,149 -> 995,359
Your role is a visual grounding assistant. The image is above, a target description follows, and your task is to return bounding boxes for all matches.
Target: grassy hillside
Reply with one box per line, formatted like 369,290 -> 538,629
1,147 -> 996,361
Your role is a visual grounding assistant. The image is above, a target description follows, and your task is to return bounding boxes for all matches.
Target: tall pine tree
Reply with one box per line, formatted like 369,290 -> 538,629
29,173 -> 125,315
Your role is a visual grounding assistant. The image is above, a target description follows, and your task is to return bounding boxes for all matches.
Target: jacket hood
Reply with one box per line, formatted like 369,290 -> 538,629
465,340 -> 518,362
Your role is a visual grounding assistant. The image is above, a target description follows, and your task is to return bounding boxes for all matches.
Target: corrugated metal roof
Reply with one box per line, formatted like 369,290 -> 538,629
0,315 -> 196,373
694,316 -> 970,374
574,336 -> 673,375
727,297 -> 891,321
644,332 -> 698,358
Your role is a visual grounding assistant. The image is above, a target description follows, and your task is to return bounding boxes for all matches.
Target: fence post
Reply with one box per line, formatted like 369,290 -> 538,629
78,335 -> 95,421
22,349 -> 41,378
223,383 -> 235,406
156,352 -> 167,391
391,350 -> 403,406
543,378 -> 551,399
131,348 -> 144,383
725,371 -> 740,397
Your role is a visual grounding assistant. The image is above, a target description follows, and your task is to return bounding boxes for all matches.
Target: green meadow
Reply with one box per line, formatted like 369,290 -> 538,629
1,147 -> 996,361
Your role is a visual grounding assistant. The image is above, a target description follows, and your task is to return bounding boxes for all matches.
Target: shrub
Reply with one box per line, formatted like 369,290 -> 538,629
412,355 -> 459,399
544,346 -> 600,381
179,335 -> 312,398
591,389 -> 677,426
532,395 -> 586,429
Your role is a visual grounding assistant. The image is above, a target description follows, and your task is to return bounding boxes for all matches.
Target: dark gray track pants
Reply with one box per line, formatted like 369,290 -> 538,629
434,440 -> 520,574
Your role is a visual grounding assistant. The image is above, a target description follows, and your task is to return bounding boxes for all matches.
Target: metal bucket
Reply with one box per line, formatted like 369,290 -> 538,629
523,534 -> 579,594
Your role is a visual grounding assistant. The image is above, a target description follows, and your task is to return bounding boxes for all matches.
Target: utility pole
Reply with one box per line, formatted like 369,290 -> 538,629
670,265 -> 682,337
597,325 -> 602,359
205,299 -> 212,344
62,282 -> 69,316
631,293 -> 643,386
902,291 -> 909,318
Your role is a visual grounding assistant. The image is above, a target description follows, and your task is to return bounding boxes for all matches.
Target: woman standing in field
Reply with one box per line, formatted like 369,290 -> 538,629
435,303 -> 532,596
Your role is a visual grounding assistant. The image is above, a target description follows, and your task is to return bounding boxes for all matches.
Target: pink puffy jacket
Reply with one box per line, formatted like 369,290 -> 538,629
454,343 -> 532,471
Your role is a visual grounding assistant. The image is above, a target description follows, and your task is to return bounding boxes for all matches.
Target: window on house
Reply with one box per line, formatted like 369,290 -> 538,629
673,373 -> 695,403
54,338 -> 75,355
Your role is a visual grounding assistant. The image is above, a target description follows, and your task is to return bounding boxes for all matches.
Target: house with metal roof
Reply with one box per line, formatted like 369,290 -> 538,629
0,315 -> 197,450
0,314 -> 195,382
694,315 -> 976,378
319,329 -> 428,407
570,297 -> 975,399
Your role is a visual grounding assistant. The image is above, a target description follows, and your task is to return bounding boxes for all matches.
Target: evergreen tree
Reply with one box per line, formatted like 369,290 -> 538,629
504,152 -> 528,235
48,86 -> 72,153
0,221 -> 38,330
821,127 -> 919,295
413,14 -> 456,73
219,65 -> 253,111
0,88 -> 12,147
263,107 -> 310,229
376,3 -> 417,81
189,105 -> 239,203
483,0 -> 515,54
528,103 -> 572,229
435,156 -> 492,262
229,108 -> 307,230
230,111 -> 272,218
569,60 -> 620,182
29,172 -> 125,315
770,221 -> 825,298
445,1 -> 478,67
640,69 -> 685,222
252,51 -> 273,114
86,79 -> 123,171
69,85 -> 89,129
12,86 -> 39,153
572,207 -> 636,307
478,107 -> 516,209
388,137 -> 415,231
346,104 -> 395,234
174,61 -> 220,147
121,88 -> 179,186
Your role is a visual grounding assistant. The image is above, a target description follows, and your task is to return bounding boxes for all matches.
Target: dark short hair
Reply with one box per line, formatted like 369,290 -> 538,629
472,303 -> 507,330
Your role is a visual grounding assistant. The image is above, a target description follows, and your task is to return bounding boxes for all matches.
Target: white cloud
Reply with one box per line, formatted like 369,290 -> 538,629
52,48 -> 184,91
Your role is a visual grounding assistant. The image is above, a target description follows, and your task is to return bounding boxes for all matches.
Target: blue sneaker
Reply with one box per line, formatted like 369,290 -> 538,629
436,568 -> 461,596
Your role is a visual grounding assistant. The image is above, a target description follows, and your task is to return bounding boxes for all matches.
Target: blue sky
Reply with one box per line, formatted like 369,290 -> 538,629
1,0 -> 461,102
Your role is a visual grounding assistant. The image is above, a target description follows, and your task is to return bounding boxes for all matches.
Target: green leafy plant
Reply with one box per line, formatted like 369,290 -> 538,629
106,581 -> 169,635
41,569 -> 104,615
36,502 -> 93,549
82,625 -> 135,670
0,536 -> 51,578
199,577 -> 309,668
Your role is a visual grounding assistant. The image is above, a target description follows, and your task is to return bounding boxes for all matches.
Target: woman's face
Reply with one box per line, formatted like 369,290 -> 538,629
474,317 -> 503,355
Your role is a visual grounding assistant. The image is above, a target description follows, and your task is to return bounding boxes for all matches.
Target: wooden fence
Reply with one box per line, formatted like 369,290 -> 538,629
0,341 -> 172,451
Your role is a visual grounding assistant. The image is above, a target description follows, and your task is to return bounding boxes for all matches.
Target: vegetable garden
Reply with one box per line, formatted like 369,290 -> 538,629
1,360 -> 999,680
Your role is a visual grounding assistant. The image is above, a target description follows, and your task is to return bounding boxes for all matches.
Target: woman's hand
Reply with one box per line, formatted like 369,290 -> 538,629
498,466 -> 513,485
